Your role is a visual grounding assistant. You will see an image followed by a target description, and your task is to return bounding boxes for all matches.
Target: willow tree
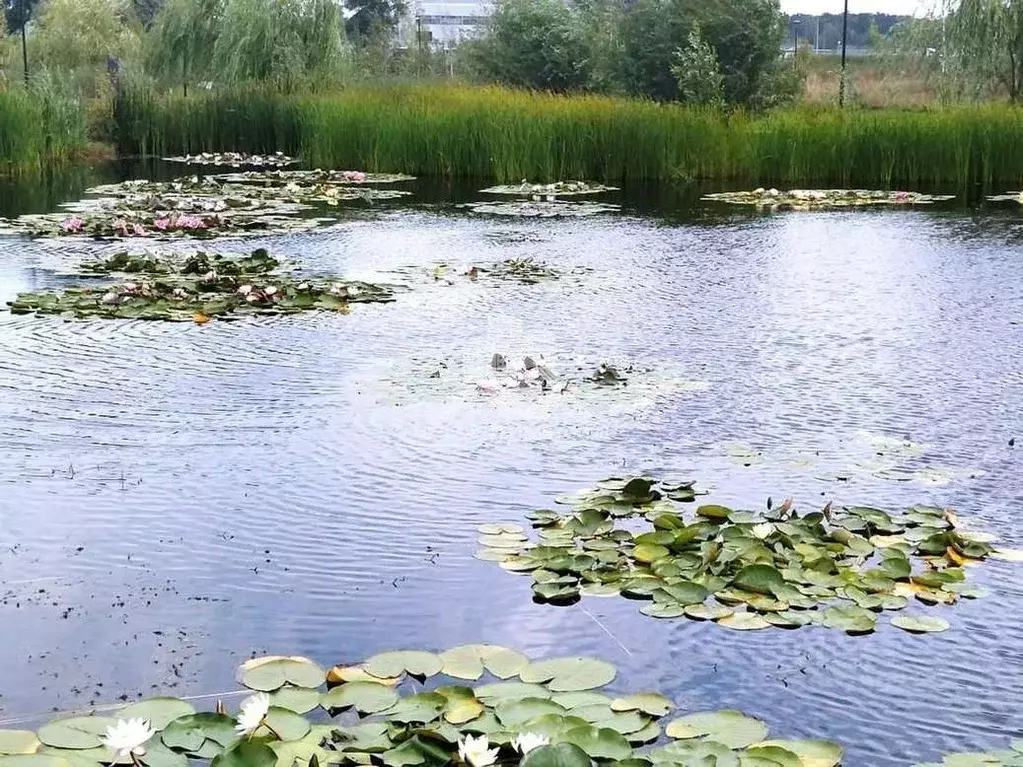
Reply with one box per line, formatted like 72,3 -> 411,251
951,0 -> 1023,100
145,0 -> 220,94
211,0 -> 346,87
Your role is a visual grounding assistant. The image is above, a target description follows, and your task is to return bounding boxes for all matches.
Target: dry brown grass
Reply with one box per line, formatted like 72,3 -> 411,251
802,60 -> 940,108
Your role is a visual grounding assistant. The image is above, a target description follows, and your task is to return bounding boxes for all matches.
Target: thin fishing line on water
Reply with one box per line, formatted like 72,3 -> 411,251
0,689 -> 249,727
580,606 -> 633,657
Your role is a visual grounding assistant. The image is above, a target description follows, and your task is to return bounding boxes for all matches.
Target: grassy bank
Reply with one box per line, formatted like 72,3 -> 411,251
116,83 -> 1023,190
0,85 -> 88,171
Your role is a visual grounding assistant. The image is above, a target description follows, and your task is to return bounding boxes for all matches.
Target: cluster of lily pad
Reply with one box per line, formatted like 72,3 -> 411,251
462,201 -> 619,219
915,743 -> 1023,767
431,259 -> 565,286
702,189 -> 956,211
475,358 -> 633,395
478,476 -> 1006,634
0,170 -> 415,241
0,646 -> 846,767
163,152 -> 297,167
7,248 -> 394,322
480,182 -> 619,199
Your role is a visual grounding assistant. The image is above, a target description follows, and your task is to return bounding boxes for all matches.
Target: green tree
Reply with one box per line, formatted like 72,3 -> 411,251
951,0 -> 1023,100
344,0 -> 403,43
467,0 -> 590,91
670,24 -> 724,105
144,0 -> 221,93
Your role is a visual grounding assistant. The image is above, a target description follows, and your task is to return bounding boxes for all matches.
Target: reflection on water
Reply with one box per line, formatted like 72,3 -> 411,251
0,166 -> 1022,765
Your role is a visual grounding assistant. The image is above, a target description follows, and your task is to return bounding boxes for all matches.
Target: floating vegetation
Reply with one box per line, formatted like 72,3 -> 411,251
9,277 -> 392,321
481,258 -> 561,284
9,248 -> 392,322
477,356 -> 567,394
480,476 -> 1010,633
60,193 -> 310,217
87,178 -> 411,207
0,646 -> 846,767
0,211 -> 319,240
480,181 -> 619,198
588,363 -> 630,386
915,742 -> 1023,767
702,189 -> 956,211
207,169 -> 416,186
985,191 -> 1023,204
163,151 -> 297,167
80,248 -> 281,277
463,201 -> 620,218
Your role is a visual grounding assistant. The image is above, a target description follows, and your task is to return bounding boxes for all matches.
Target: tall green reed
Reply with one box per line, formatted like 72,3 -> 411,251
115,82 -> 1023,191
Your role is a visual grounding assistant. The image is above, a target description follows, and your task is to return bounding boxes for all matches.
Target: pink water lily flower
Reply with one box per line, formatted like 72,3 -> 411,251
341,170 -> 367,183
132,224 -> 146,236
61,216 -> 85,233
153,218 -> 171,230
112,218 -> 129,235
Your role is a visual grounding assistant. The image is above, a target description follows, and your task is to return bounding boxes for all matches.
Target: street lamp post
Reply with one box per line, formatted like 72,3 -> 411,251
792,18 -> 800,69
839,0 -> 849,106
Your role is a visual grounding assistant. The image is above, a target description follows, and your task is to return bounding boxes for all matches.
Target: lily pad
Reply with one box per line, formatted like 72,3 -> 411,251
822,605 -> 877,635
239,657 -> 326,691
438,644 -> 530,681
322,682 -> 399,714
717,612 -> 771,631
891,615 -> 951,634
756,740 -> 843,767
0,734 -> 41,757
38,719 -> 118,751
364,651 -> 442,680
119,698 -> 197,730
520,658 -> 617,691
211,741 -> 276,767
161,714 -> 237,753
665,711 -> 769,749
610,693 -> 674,717
520,744 -> 593,767
556,726 -> 633,759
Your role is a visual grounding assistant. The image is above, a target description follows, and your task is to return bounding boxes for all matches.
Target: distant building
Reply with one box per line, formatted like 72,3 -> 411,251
402,0 -> 492,47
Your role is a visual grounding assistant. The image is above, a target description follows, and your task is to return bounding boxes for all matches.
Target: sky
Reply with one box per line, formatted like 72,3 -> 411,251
780,0 -> 932,15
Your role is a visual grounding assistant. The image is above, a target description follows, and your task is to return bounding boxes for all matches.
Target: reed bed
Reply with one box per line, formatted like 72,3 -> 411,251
0,85 -> 87,170
116,83 -> 1023,190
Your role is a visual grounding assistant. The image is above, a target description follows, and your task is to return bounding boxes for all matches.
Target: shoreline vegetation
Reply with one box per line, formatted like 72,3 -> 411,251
6,82 -> 1023,191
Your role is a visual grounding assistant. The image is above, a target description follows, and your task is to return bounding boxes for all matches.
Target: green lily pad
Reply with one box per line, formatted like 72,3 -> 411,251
0,758 -> 72,767
717,612 -> 771,631
439,645 -> 529,680
891,615 -> 951,634
38,719 -> 118,751
211,741 -> 276,767
161,714 -> 237,753
475,682 -> 551,705
240,657 -> 325,691
520,744 -> 592,767
496,698 -> 568,727
520,658 -> 617,691
756,740 -> 843,767
741,745 -> 803,766
385,693 -> 446,724
610,693 -> 674,717
640,603 -> 688,619
683,604 -> 734,621
556,726 -> 632,759
321,682 -> 399,713
269,687 -> 322,715
665,711 -> 769,748
119,699 -> 197,730
364,651 -> 442,680
732,565 -> 785,596
822,605 -> 877,635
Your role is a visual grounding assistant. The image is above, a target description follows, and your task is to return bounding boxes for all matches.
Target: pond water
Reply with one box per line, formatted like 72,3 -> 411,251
0,164 -> 1022,764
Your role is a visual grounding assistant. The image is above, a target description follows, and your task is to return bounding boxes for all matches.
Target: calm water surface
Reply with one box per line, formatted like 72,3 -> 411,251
0,166 -> 1021,764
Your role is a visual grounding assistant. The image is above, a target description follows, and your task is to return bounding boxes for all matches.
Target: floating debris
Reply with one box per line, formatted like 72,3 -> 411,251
480,180 -> 619,197
481,476 -> 1010,633
703,188 -> 956,210
162,151 -> 298,167
206,169 -> 416,186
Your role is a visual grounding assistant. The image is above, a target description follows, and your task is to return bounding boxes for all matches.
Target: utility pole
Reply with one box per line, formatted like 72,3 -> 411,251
839,0 -> 849,106
792,18 -> 799,68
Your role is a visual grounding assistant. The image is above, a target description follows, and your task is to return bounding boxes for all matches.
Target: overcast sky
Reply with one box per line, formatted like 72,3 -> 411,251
780,0 -> 933,15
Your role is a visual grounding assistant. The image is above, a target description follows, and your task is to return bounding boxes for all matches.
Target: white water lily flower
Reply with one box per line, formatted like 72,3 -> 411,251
264,285 -> 278,296
101,291 -> 120,305
235,692 -> 270,736
237,284 -> 253,295
458,735 -> 499,767
513,733 -> 549,755
101,718 -> 155,759
751,522 -> 775,540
